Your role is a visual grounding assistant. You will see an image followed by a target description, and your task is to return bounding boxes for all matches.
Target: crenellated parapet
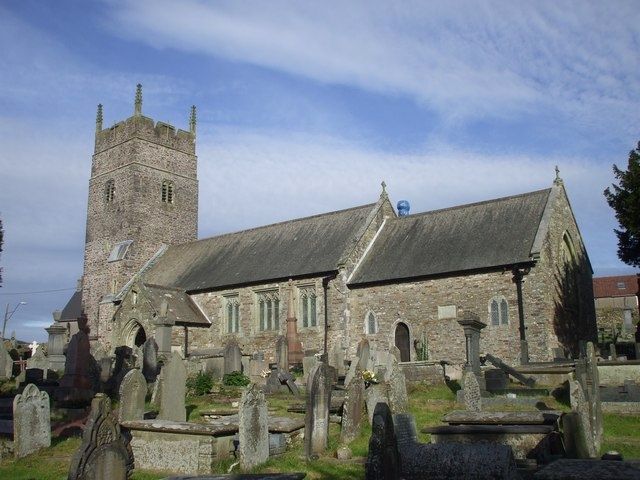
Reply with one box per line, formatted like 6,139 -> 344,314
95,115 -> 195,154
94,84 -> 196,155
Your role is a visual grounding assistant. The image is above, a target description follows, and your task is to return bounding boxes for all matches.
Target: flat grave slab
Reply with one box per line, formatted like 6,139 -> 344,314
533,459 -> 640,479
443,410 -> 562,425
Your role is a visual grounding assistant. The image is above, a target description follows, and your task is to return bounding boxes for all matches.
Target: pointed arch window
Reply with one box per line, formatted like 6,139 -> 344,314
105,180 -> 115,203
489,296 -> 509,326
225,295 -> 240,334
161,180 -> 174,204
257,290 -> 280,331
299,286 -> 317,328
365,311 -> 378,334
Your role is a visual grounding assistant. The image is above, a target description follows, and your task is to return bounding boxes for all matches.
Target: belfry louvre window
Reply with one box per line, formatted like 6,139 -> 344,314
257,290 -> 280,331
299,286 -> 317,328
225,296 -> 240,334
161,180 -> 174,203
490,297 -> 509,326
105,180 -> 115,203
107,240 -> 133,262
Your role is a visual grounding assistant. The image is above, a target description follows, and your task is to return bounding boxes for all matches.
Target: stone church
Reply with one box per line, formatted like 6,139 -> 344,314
59,86 -> 597,367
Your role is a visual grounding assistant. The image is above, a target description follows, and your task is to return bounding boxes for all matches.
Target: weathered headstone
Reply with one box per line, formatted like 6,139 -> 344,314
118,369 -> 146,422
68,394 -> 133,480
276,335 -> 288,372
26,347 -> 49,372
567,379 -> 597,458
385,354 -> 408,414
365,402 -> 399,480
357,339 -> 371,371
142,338 -> 159,383
238,383 -> 269,469
340,367 -> 365,444
0,340 -> 12,379
302,355 -> 318,385
330,343 -> 345,376
609,343 -> 617,360
248,352 -> 267,385
158,351 -> 187,422
224,340 -> 242,374
305,362 -> 334,459
582,342 -> 603,453
365,383 -> 390,424
56,315 -> 94,405
13,383 -> 50,458
45,321 -> 67,371
458,313 -> 487,377
389,346 -> 401,363
463,371 -> 482,412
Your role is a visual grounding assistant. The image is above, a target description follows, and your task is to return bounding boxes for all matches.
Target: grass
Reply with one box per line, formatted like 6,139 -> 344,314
2,383 -> 640,479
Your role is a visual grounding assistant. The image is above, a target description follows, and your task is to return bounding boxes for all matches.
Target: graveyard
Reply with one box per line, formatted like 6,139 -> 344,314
1,320 -> 640,479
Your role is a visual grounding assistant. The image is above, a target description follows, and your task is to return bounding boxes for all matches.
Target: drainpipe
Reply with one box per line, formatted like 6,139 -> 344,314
322,273 -> 339,360
512,266 -> 531,364
183,326 -> 189,358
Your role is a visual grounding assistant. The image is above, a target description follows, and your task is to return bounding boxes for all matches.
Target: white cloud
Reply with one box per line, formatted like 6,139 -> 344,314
106,0 -> 640,135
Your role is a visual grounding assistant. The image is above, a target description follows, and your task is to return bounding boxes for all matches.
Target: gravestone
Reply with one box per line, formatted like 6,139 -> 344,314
27,347 -> 49,372
583,342 -> 603,452
68,394 -> 133,480
248,352 -> 267,385
330,343 -> 345,376
566,379 -> 597,458
384,353 -> 408,414
365,383 -> 390,424
458,314 -> 487,377
56,315 -> 94,405
158,351 -> 187,422
0,340 -> 13,379
45,321 -> 67,371
463,371 -> 482,412
305,362 -> 334,459
133,346 -> 143,369
609,343 -> 617,360
224,340 -> 242,374
118,369 -> 146,422
365,402 -> 399,480
238,383 -> 269,469
340,367 -> 365,444
13,383 -> 50,458
485,369 -> 508,392
389,346 -> 401,363
142,338 -> 159,383
302,355 -> 318,385
276,336 -> 288,372
98,357 -> 112,384
357,339 -> 371,371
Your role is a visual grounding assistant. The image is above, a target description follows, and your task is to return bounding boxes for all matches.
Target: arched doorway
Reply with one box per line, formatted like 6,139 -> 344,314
123,319 -> 146,348
134,327 -> 146,347
394,322 -> 411,362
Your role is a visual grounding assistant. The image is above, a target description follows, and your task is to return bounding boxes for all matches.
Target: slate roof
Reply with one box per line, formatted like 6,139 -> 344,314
349,189 -> 552,285
593,275 -> 639,298
59,290 -> 82,322
142,284 -> 210,327
144,203 -> 377,292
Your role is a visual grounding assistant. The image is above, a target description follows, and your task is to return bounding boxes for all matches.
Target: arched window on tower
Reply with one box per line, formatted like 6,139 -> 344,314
161,180 -> 174,204
105,180 -> 115,203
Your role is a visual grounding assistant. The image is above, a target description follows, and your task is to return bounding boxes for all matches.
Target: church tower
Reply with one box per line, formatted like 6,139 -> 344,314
82,85 -> 198,344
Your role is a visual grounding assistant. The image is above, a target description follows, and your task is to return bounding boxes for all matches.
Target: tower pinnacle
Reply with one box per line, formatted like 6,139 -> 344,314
96,104 -> 103,132
134,84 -> 142,116
189,105 -> 197,136
554,165 -> 563,185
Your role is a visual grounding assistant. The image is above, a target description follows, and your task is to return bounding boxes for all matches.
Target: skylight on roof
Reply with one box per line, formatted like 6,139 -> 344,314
108,240 -> 133,262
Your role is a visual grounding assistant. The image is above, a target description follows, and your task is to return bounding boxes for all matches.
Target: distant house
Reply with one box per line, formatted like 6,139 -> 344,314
593,275 -> 640,340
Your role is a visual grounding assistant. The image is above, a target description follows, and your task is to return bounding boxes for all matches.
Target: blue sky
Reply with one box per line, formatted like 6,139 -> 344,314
0,1 -> 638,342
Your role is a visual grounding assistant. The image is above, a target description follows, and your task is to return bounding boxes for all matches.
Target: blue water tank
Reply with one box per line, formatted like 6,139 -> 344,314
397,200 -> 410,217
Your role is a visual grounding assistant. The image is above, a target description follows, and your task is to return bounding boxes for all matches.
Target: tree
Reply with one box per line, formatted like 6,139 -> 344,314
604,141 -> 640,267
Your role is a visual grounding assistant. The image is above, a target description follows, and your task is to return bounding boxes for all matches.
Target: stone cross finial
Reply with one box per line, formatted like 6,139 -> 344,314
96,104 -> 103,132
29,341 -> 39,355
134,84 -> 142,116
380,180 -> 388,199
189,105 -> 197,136
554,165 -> 563,185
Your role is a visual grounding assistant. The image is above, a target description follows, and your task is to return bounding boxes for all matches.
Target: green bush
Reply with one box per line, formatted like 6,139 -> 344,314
186,371 -> 214,396
222,370 -> 250,387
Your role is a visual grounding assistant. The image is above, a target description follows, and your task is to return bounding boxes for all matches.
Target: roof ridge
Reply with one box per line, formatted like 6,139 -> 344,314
392,188 -> 552,220
178,202 -> 377,246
